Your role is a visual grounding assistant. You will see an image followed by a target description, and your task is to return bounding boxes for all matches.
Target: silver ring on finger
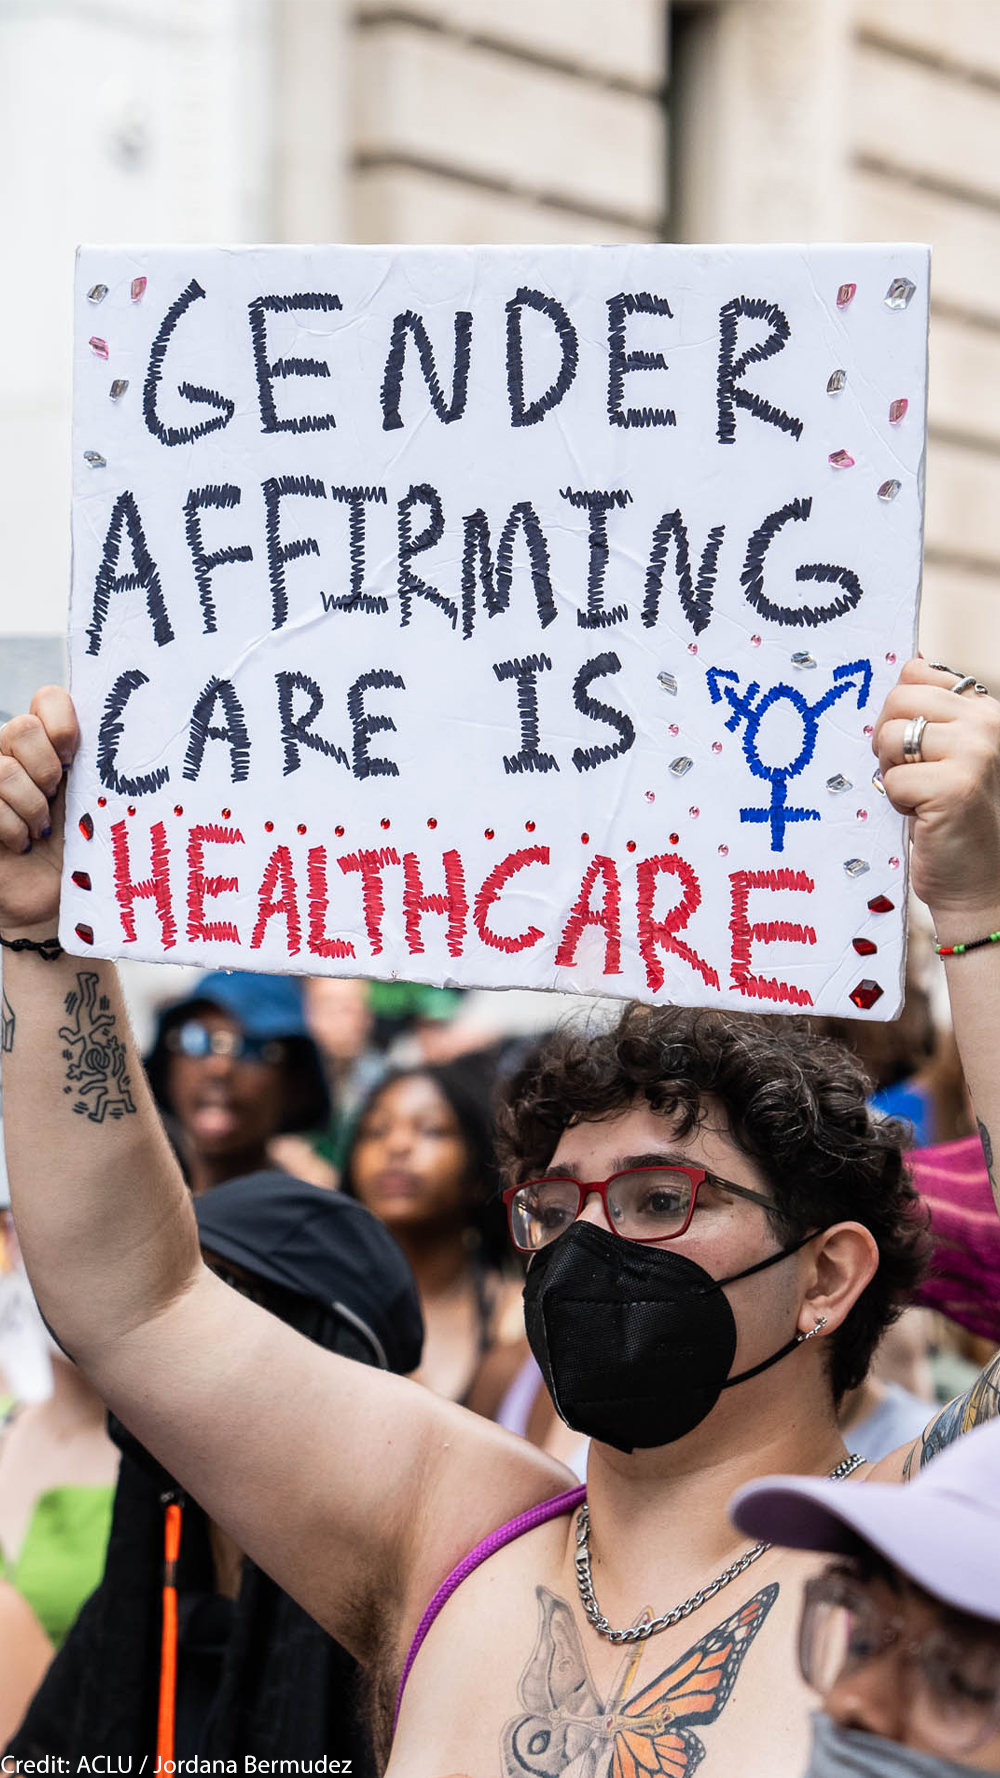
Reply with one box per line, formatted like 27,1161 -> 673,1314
902,715 -> 928,764
951,674 -> 990,696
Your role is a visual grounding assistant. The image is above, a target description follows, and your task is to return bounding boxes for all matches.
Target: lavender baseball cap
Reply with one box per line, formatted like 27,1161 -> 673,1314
730,1419 -> 1000,1624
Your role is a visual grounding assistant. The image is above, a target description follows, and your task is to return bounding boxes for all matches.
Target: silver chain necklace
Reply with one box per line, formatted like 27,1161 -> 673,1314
574,1451 -> 866,1643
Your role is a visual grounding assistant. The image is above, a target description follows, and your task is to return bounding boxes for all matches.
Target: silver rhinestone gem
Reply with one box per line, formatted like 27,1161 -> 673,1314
657,671 -> 678,695
878,479 -> 901,502
792,651 -> 817,669
83,449 -> 106,467
826,369 -> 846,394
827,774 -> 852,793
843,857 -> 870,878
87,283 -> 108,304
885,277 -> 916,310
872,769 -> 886,796
109,379 -> 129,401
669,756 -> 693,778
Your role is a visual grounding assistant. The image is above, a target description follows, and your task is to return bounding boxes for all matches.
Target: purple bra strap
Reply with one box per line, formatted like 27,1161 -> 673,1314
393,1484 -> 586,1733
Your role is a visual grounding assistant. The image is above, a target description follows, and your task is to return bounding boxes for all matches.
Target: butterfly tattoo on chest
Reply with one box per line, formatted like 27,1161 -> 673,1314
501,1582 -> 778,1778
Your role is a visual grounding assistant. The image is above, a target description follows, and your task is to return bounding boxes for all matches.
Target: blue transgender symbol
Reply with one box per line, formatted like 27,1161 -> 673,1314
706,659 -> 873,853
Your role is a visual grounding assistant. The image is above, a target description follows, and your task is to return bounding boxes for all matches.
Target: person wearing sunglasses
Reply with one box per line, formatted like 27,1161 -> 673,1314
144,970 -> 330,1195
731,1420 -> 1000,1774
2,660 -> 1000,1778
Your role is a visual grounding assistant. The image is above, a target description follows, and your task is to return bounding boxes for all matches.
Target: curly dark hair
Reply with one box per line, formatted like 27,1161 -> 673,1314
496,1003 -> 930,1402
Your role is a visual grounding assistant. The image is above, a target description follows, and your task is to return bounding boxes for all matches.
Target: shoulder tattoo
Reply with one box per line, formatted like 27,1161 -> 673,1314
906,1351 -> 1000,1477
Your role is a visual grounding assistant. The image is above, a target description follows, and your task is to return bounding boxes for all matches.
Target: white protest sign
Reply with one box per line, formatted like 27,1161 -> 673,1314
63,245 -> 928,1017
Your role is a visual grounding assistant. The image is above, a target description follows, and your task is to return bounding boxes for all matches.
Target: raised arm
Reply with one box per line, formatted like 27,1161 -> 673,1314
872,658 -> 1000,1480
0,689 -> 566,1663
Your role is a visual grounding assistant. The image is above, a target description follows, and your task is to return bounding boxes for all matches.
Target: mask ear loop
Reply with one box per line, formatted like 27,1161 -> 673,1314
717,1231 -> 826,1390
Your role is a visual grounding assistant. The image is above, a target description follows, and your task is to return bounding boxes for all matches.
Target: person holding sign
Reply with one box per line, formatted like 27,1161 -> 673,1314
0,658 -> 999,1778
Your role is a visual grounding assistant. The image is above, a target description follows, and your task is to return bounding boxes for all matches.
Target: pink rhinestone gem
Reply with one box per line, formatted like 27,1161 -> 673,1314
836,283 -> 856,309
712,741 -> 723,754
889,398 -> 908,425
669,723 -> 679,737
889,856 -> 900,869
89,336 -> 109,359
864,724 -> 874,737
829,449 -> 855,469
130,276 -> 147,302
687,643 -> 698,656
645,791 -> 655,804
857,809 -> 868,821
885,652 -> 896,663
689,806 -> 700,818
717,844 -> 729,857
751,635 -> 761,647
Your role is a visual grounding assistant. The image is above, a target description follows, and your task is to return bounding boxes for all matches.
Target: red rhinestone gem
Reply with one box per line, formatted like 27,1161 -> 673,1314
97,796 -> 107,808
626,840 -> 636,852
127,806 -> 136,817
485,828 -> 495,840
525,820 -> 535,832
581,832 -> 590,844
297,823 -> 307,835
427,817 -> 437,829
670,833 -> 680,845
867,894 -> 894,914
174,805 -> 183,816
334,825 -> 344,838
71,870 -> 92,891
381,818 -> 390,830
221,808 -> 231,819
79,813 -> 94,840
74,923 -> 95,946
849,978 -> 884,1010
265,821 -> 274,833
852,937 -> 877,956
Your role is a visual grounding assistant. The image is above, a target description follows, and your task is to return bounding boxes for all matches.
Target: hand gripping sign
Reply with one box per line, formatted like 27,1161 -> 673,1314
62,246 -> 928,1017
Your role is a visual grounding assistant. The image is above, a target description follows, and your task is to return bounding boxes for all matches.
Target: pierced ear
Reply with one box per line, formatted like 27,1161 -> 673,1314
797,1221 -> 879,1338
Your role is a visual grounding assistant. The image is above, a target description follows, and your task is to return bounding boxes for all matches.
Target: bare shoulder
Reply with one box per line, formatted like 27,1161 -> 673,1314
397,1394 -> 576,1650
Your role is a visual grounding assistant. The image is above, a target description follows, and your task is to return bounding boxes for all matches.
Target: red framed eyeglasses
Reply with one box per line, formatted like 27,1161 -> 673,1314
503,1163 -> 775,1253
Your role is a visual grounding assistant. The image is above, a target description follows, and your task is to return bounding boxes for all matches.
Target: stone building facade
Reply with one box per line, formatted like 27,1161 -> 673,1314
1,0 -> 997,685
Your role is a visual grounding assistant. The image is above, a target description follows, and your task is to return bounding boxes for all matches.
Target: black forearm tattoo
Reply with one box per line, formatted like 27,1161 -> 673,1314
59,972 -> 136,1123
1,988 -> 13,1054
903,1351 -> 1000,1480
502,1582 -> 777,1777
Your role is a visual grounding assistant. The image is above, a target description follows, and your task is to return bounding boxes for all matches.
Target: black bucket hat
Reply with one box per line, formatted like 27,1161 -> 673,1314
194,1170 -> 424,1374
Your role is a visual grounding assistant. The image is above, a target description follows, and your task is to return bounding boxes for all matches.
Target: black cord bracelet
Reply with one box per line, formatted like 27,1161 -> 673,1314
0,933 -> 64,961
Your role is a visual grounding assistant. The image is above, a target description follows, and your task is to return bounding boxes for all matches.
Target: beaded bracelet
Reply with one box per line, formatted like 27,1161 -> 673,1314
0,933 -> 63,961
934,930 -> 1000,958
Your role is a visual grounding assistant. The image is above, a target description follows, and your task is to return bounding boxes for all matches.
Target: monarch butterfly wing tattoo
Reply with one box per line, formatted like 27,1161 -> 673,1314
503,1587 -> 606,1778
609,1584 -> 780,1778
610,1727 -> 704,1778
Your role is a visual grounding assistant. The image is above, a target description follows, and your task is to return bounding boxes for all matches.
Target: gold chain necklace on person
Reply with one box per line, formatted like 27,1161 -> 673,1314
574,1451 -> 866,1643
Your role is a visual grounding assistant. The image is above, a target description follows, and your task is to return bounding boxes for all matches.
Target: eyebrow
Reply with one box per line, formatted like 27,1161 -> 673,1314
534,1151 -> 706,1182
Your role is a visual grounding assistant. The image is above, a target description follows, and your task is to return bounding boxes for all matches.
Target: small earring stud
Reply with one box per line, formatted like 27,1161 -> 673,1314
796,1315 -> 829,1345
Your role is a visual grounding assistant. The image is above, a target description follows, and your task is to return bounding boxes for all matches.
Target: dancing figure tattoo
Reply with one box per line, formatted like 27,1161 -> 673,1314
59,971 -> 136,1123
502,1583 -> 777,1778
